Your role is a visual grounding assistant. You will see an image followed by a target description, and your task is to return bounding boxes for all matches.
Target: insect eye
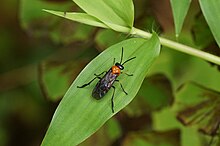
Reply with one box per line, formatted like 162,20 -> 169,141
119,65 -> 124,70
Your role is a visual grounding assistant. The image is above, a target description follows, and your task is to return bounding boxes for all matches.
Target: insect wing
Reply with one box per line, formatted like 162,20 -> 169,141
92,69 -> 117,99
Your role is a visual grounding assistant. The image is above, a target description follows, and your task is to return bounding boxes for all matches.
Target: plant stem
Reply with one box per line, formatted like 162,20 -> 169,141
132,27 -> 220,65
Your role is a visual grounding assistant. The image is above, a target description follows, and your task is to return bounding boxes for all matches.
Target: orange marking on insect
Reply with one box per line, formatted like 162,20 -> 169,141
112,66 -> 121,75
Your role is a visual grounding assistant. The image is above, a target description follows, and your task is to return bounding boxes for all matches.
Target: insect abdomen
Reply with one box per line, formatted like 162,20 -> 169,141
92,69 -> 118,99
92,82 -> 108,99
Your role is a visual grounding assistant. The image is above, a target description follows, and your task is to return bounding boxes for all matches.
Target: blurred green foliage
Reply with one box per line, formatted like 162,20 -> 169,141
0,0 -> 220,146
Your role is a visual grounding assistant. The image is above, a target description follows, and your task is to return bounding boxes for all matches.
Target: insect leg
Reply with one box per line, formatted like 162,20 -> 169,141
77,76 -> 99,88
115,80 -> 128,95
111,86 -> 116,113
113,58 -> 116,65
122,72 -> 133,76
94,71 -> 107,77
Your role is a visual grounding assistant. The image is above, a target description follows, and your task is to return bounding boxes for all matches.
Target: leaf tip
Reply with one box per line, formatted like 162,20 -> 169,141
175,33 -> 179,38
42,9 -> 50,13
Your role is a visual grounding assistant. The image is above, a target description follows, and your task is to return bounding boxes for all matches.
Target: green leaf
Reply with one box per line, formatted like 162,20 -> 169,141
199,0 -> 220,48
39,63 -> 71,101
39,60 -> 83,101
170,0 -> 191,37
41,33 -> 160,145
43,10 -> 109,29
38,45 -> 97,101
72,0 -> 134,32
79,118 -> 120,146
39,47 -> 98,101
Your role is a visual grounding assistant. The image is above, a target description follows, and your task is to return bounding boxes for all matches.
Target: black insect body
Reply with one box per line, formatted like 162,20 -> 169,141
77,47 -> 136,113
92,69 -> 118,100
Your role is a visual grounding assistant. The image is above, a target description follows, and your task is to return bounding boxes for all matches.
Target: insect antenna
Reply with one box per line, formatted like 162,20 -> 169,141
119,47 -> 124,64
122,56 -> 136,65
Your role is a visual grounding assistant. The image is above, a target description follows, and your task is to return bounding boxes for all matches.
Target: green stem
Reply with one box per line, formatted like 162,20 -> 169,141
132,27 -> 220,65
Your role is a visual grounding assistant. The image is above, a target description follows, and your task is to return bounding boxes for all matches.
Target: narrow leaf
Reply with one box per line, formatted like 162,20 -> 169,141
42,33 -> 160,145
199,0 -> 220,48
170,0 -> 191,37
72,0 -> 134,32
43,10 -> 109,29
